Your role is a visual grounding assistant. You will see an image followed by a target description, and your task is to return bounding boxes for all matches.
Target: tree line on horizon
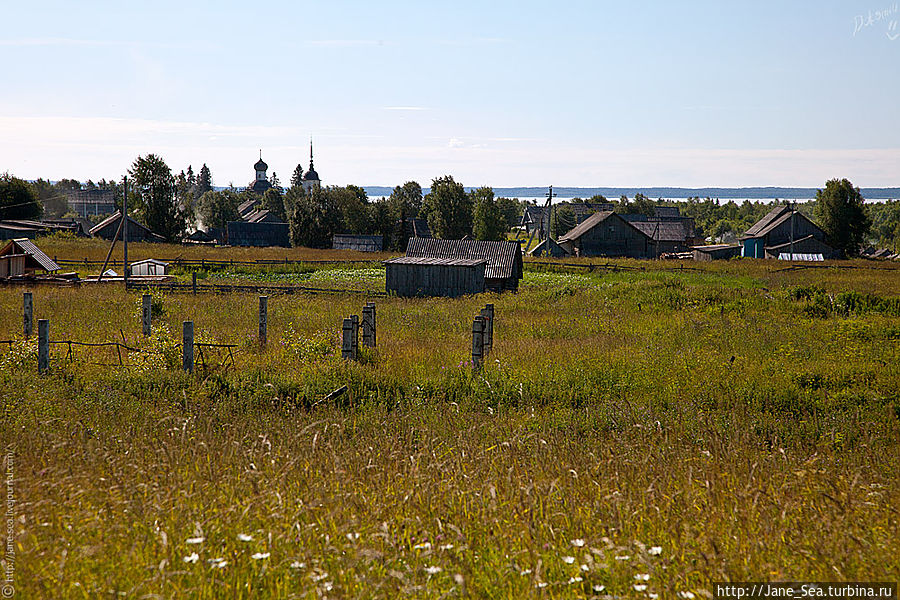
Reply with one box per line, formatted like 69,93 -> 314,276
1,156 -> 895,256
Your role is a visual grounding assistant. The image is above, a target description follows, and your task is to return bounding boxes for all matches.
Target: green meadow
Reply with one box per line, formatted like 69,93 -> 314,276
2,239 -> 899,598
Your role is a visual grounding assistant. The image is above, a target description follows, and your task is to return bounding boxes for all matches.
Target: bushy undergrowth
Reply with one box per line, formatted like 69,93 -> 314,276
2,255 -> 900,597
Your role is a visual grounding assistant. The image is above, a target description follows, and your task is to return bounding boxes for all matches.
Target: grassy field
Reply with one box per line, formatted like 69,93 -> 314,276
2,238 -> 900,598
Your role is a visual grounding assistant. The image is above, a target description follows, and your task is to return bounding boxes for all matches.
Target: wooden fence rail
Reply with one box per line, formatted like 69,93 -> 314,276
126,281 -> 386,296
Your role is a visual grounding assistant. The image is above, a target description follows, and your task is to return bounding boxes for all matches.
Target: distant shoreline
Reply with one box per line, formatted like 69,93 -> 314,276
361,186 -> 900,200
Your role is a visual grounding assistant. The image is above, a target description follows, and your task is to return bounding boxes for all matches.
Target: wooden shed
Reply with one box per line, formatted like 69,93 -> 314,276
333,234 -> 384,252
384,257 -> 487,297
90,211 -> 164,243
692,244 -> 741,261
0,238 -> 60,278
557,211 -> 650,258
404,238 -> 523,292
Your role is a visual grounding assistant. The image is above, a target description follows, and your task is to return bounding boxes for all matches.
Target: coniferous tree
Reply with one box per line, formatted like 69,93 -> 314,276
196,163 -> 213,195
290,164 -> 304,188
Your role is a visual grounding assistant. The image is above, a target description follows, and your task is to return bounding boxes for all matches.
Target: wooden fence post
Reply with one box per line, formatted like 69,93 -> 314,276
480,303 -> 494,356
350,314 -> 359,360
362,303 -> 375,348
472,315 -> 485,370
369,302 -> 376,347
192,272 -> 197,295
38,319 -> 49,373
142,294 -> 152,337
23,292 -> 33,339
342,318 -> 354,360
183,321 -> 194,373
259,296 -> 268,348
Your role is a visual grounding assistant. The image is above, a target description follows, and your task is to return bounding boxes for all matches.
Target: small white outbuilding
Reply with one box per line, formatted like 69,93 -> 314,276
130,259 -> 169,276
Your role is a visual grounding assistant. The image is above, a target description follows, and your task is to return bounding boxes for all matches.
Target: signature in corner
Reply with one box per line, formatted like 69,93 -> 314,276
889,20 -> 900,40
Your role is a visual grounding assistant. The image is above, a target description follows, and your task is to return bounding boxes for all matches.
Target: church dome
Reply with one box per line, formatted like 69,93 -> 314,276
303,168 -> 319,181
254,158 -> 268,171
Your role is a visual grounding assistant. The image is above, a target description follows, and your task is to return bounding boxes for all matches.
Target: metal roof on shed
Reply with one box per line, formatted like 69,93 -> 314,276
404,238 -> 522,280
3,238 -> 59,271
384,256 -> 487,267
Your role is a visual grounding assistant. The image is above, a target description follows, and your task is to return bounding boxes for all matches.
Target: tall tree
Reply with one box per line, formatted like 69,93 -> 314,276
196,163 -> 213,196
816,178 -> 870,257
269,172 -> 281,191
388,181 -> 423,219
289,186 -> 341,248
32,178 -> 68,218
198,189 -> 240,232
128,154 -> 184,241
496,197 -> 522,229
330,186 -> 370,234
422,175 -> 472,239
471,186 -> 506,241
0,173 -> 42,220
290,164 -> 304,188
261,187 -> 287,221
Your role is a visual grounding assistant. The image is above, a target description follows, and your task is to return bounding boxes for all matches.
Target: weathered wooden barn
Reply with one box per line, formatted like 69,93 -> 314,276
384,257 -> 487,297
404,238 -> 523,292
226,221 -> 290,247
741,206 -> 834,259
333,234 -> 384,252
693,244 -> 742,261
0,238 -> 60,278
630,220 -> 695,255
90,211 -> 164,242
557,211 -> 650,258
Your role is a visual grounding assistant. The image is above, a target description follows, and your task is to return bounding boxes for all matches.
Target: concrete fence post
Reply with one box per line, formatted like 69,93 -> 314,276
341,318 -> 354,360
142,294 -> 152,337
23,292 -> 33,339
38,319 -> 49,373
183,321 -> 194,373
259,296 -> 268,348
472,315 -> 485,370
480,303 -> 494,356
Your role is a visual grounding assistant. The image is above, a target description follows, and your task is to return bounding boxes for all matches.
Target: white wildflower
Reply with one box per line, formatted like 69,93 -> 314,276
649,546 -> 663,556
562,555 -> 576,564
650,594 -> 659,599
678,592 -> 696,599
439,543 -> 454,551
208,558 -> 227,569
635,573 -> 650,581
290,561 -> 305,569
594,584 -> 606,592
615,554 -> 631,561
520,568 -> 533,576
536,582 -> 548,588
251,552 -> 270,560
413,541 -> 432,550
322,582 -> 333,591
580,564 -> 589,571
568,576 -> 583,584
424,566 -> 442,575
312,572 -> 329,582
183,552 -> 199,564
186,536 -> 205,545
346,532 -> 360,541
571,538 -> 585,547
634,584 -> 648,592
237,533 -> 253,542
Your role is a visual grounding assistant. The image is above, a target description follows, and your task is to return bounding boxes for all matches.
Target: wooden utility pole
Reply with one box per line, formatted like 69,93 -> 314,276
123,176 -> 129,286
544,185 -> 557,257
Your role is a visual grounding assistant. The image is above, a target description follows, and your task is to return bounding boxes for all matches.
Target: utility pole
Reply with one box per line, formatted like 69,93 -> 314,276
789,200 -> 794,261
123,176 -> 129,287
544,185 -> 557,257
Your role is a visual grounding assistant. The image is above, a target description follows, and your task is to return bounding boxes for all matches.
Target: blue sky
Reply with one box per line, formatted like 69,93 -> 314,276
2,0 -> 899,188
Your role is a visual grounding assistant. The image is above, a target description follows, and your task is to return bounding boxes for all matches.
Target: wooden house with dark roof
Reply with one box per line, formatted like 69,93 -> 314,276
740,206 -> 834,259
0,238 -> 60,278
557,211 -> 651,258
89,211 -> 164,242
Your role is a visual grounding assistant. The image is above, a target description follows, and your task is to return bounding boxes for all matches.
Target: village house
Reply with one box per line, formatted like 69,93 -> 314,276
740,205 -> 834,259
557,211 -> 651,258
89,211 -> 164,242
